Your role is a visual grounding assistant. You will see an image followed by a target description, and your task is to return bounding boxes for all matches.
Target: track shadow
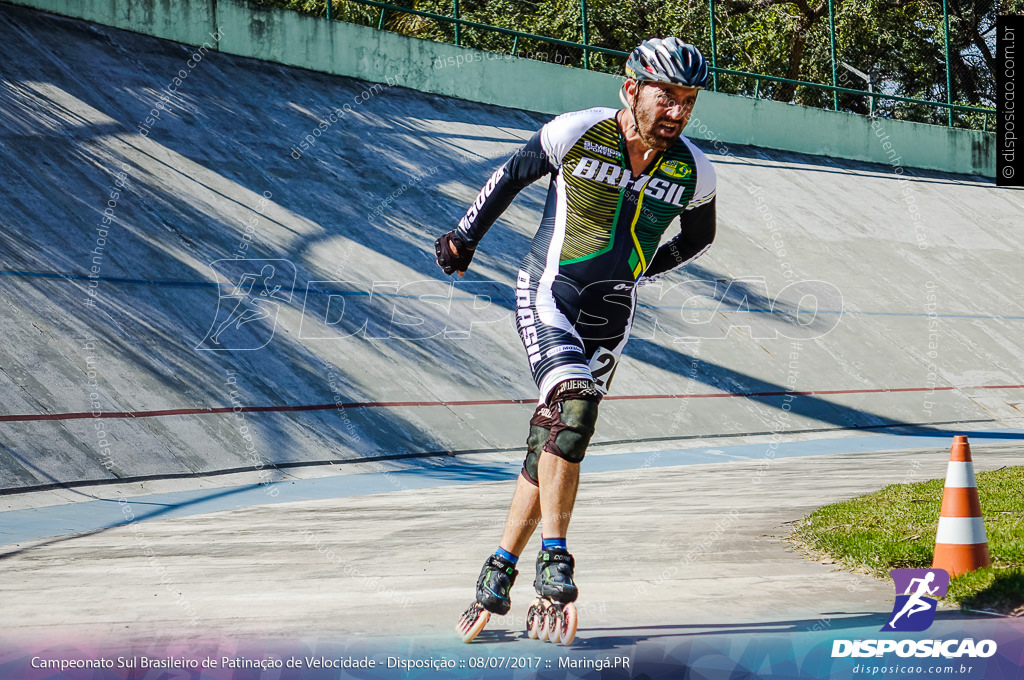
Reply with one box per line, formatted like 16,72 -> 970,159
624,338 -> 1024,439
0,483 -> 264,561
0,4 -> 550,492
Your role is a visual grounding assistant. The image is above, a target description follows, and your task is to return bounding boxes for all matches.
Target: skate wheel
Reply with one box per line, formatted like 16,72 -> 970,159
537,599 -> 553,642
547,605 -> 563,644
456,603 -> 490,643
526,599 -> 542,640
536,606 -> 561,643
558,602 -> 578,645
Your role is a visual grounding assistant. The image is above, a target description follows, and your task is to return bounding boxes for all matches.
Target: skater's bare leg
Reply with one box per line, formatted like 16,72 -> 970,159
538,453 -> 580,538
531,452 -> 581,611
460,475 -> 537,628
499,474 -> 542,555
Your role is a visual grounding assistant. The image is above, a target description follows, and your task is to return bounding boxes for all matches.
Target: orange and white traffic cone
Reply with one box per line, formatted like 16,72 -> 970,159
932,435 -> 991,577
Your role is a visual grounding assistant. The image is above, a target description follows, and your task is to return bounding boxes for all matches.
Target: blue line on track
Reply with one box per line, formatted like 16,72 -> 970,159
2,428 -> 1022,545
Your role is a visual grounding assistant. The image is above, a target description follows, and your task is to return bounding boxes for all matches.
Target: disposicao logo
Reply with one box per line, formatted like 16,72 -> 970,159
659,159 -> 691,179
883,568 -> 949,632
830,568 -> 997,659
831,639 -> 997,659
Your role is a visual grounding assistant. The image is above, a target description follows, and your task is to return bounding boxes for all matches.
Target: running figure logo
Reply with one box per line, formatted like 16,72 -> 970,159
197,259 -> 296,351
881,568 -> 949,632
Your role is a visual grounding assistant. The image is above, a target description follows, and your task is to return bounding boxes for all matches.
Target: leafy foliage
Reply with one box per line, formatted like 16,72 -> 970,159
250,0 -> 1002,128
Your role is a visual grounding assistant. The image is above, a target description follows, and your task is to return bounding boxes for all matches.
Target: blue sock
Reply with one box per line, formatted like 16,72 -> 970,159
542,537 -> 567,551
494,547 -> 518,565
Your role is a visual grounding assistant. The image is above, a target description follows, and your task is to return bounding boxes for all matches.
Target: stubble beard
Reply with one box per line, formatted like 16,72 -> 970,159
634,103 -> 682,152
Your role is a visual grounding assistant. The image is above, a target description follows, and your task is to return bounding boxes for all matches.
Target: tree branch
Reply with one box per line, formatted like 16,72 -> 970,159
971,24 -> 997,75
722,0 -> 797,14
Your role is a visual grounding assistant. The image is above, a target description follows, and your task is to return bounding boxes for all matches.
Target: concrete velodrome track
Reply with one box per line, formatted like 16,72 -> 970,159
0,2 -> 1023,675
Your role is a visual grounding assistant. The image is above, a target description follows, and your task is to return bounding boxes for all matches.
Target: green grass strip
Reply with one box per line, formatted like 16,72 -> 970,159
790,465 -> 1024,615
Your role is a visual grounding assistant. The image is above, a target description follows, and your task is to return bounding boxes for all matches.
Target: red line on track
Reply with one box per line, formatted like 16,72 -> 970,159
1,385 -> 1022,424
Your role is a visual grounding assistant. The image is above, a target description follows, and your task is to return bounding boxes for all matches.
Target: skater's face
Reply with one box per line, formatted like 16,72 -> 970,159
627,80 -> 698,151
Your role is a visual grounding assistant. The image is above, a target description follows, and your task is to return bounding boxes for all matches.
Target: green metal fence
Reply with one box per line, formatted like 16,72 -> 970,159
319,0 -> 994,131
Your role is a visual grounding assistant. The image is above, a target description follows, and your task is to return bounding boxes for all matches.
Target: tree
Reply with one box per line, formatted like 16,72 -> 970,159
251,0 -> 999,127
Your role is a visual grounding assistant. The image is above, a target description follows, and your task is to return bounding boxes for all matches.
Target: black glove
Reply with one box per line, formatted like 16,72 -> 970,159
435,229 -> 476,276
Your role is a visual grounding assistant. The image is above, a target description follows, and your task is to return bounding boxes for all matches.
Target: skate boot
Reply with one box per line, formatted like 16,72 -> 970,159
455,554 -> 518,643
526,548 -> 579,645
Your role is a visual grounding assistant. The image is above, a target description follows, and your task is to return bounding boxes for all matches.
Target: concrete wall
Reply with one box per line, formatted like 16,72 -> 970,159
11,0 -> 218,44
4,0 -> 995,177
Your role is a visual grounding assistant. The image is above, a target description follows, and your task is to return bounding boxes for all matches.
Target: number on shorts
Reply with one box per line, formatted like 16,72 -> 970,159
589,348 -> 618,393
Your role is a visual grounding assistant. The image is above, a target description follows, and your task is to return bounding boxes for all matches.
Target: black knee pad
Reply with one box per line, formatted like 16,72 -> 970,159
541,380 -> 602,464
521,421 -> 547,485
547,398 -> 599,463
